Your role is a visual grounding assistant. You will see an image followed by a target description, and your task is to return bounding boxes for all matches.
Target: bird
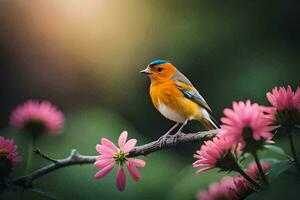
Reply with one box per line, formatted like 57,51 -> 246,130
140,59 -> 219,142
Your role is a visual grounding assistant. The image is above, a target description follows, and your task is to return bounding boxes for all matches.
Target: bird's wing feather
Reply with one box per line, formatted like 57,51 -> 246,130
172,70 -> 194,86
172,71 -> 212,112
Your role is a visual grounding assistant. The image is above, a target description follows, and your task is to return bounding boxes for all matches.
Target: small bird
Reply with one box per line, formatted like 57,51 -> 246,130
141,60 -> 219,141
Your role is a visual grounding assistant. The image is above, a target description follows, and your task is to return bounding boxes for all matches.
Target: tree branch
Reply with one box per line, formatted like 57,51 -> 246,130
34,148 -> 58,163
128,129 -> 218,156
13,129 -> 218,187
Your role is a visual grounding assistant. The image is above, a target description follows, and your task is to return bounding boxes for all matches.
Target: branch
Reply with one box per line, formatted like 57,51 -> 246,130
14,129 -> 218,187
14,149 -> 96,188
34,148 -> 58,163
129,129 -> 218,156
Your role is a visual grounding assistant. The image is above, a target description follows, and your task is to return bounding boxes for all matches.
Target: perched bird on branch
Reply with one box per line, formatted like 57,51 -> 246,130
141,60 -> 219,142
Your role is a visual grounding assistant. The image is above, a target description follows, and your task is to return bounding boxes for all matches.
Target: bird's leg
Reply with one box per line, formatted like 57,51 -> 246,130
158,123 -> 180,148
172,120 -> 188,143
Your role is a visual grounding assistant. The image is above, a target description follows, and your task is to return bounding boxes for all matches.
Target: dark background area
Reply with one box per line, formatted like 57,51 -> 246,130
0,1 -> 299,199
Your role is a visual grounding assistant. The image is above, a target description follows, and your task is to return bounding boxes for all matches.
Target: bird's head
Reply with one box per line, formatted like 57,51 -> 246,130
140,60 -> 176,83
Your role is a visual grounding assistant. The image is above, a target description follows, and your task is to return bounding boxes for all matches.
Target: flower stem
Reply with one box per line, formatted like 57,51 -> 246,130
235,165 -> 264,190
287,130 -> 300,173
252,151 -> 268,185
26,138 -> 35,172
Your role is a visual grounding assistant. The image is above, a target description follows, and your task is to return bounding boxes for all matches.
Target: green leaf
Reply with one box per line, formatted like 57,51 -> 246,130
261,158 -> 281,164
240,152 -> 251,162
264,145 -> 291,158
30,187 -> 58,200
267,159 -> 292,181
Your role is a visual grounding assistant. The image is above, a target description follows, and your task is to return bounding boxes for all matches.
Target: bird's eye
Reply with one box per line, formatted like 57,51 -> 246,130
157,67 -> 163,72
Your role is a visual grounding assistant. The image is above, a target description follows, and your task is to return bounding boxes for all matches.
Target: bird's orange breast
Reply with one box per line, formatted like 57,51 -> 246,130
149,80 -> 202,122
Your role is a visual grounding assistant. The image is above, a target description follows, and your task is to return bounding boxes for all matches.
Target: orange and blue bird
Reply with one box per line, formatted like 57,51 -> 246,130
141,60 -> 219,141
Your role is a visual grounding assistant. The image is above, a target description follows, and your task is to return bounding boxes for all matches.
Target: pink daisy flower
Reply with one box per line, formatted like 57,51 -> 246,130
197,176 -> 252,200
10,100 -> 64,136
219,100 -> 274,151
229,176 -> 253,199
265,85 -> 300,127
0,136 -> 22,177
267,85 -> 300,111
265,86 -> 300,173
193,136 -> 240,174
94,131 -> 146,192
246,161 -> 270,180
197,176 -> 235,200
259,106 -> 277,124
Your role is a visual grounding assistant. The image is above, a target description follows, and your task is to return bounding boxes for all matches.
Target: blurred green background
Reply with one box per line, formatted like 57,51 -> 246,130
0,0 -> 299,199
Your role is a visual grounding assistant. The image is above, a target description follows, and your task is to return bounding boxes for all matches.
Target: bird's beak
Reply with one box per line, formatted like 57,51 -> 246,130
140,68 -> 152,75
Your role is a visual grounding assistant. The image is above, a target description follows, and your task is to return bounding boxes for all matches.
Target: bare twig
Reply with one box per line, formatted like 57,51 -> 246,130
34,148 -> 58,163
14,149 -> 96,188
13,129 -> 218,187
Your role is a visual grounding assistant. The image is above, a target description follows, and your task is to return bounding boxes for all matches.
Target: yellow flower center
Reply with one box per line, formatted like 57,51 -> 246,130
114,149 -> 127,165
0,148 -> 8,156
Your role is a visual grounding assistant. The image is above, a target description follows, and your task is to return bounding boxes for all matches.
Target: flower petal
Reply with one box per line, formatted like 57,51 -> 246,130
94,162 -> 115,179
116,167 -> 126,192
101,138 -> 118,153
126,162 -> 141,181
95,155 -> 114,160
118,131 -> 128,150
127,158 -> 146,167
94,159 -> 115,169
96,144 -> 115,156
195,167 -> 213,174
123,139 -> 137,153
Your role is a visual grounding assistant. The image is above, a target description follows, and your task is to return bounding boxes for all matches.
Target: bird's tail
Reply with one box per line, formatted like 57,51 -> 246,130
202,115 -> 220,130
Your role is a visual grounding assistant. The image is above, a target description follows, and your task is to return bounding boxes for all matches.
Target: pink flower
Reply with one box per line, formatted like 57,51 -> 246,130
193,136 -> 240,174
246,161 -> 270,180
197,176 -> 252,200
0,136 -> 22,177
10,100 -> 64,135
94,131 -> 146,192
197,176 -> 235,200
229,176 -> 253,199
267,85 -> 300,111
259,106 -> 277,124
265,86 -> 300,127
219,100 -> 274,151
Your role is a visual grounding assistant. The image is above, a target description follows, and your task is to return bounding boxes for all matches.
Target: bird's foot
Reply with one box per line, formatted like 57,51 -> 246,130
171,119 -> 187,144
157,123 -> 180,148
158,133 -> 171,148
172,131 -> 185,144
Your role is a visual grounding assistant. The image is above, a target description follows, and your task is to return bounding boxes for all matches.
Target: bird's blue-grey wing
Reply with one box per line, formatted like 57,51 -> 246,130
172,70 -> 212,112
